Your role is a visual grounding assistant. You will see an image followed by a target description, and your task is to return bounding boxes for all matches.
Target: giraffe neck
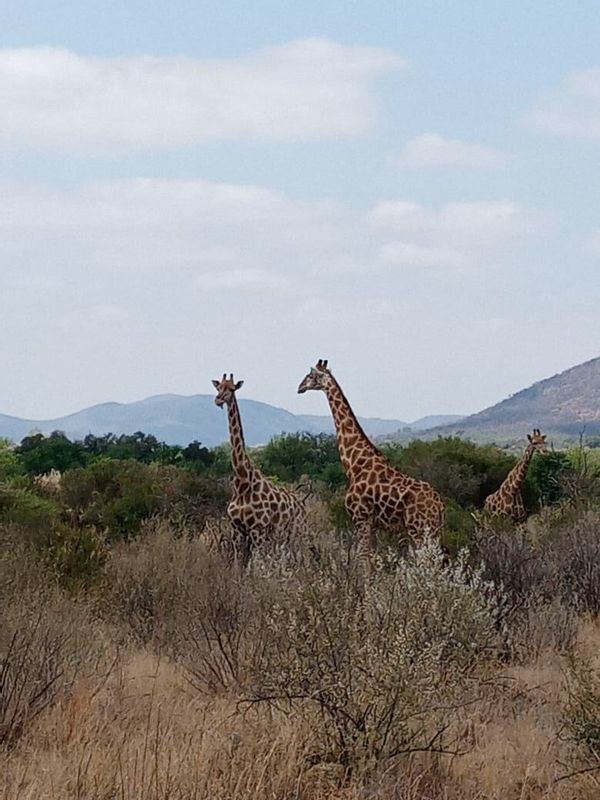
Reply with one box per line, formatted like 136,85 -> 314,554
226,395 -> 253,481
502,445 -> 535,495
323,376 -> 381,476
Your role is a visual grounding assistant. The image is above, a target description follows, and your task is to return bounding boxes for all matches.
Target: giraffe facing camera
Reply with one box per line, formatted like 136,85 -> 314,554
211,372 -> 306,564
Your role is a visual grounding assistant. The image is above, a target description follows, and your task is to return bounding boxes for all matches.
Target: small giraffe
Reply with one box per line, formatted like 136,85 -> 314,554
297,359 -> 445,558
213,373 -> 306,562
484,429 -> 548,523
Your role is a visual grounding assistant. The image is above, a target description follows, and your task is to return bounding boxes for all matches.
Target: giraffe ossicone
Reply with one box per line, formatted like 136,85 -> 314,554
297,358 -> 446,557
213,373 -> 307,563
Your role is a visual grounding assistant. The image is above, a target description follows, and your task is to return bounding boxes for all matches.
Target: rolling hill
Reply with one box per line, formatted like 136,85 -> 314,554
0,394 -> 461,448
425,356 -> 600,443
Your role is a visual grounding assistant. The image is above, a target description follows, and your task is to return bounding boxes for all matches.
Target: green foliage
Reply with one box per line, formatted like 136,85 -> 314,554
381,436 -> 518,508
528,450 -> 572,504
256,432 -> 345,487
181,439 -> 215,469
44,522 -> 107,590
60,458 -> 228,542
326,489 -> 352,532
60,459 -> 166,541
83,431 -> 182,465
205,443 -> 234,477
0,439 -> 22,482
16,431 -> 87,475
0,484 -> 59,546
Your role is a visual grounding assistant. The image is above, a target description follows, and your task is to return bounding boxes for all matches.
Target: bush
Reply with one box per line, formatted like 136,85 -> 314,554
563,656 -> 600,760
44,523 -> 107,591
0,484 -> 59,548
16,431 -> 87,475
381,437 -> 519,509
0,439 -> 22,482
248,536 -> 503,770
256,432 -> 345,487
60,459 -> 228,541
0,588 -> 95,748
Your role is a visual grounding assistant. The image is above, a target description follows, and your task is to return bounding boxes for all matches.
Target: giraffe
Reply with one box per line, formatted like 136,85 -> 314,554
213,373 -> 307,562
483,428 -> 548,523
297,359 -> 445,558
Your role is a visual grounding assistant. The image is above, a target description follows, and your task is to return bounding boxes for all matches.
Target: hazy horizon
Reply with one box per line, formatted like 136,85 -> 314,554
3,2 -> 600,421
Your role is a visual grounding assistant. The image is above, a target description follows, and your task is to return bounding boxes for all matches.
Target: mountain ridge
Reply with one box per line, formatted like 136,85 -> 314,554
418,356 -> 600,443
0,394 -> 462,448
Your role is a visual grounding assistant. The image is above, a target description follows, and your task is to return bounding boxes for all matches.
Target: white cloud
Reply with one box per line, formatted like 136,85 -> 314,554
370,199 -> 524,238
529,68 -> 600,138
197,268 -> 279,290
0,40 -> 402,150
0,181 -> 532,288
380,241 -> 465,269
393,133 -> 506,168
370,199 -> 529,270
0,175 -> 546,421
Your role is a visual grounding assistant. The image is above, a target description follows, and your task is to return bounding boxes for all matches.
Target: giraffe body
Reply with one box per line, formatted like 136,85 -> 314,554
298,360 -> 445,554
483,429 -> 548,522
213,374 -> 306,561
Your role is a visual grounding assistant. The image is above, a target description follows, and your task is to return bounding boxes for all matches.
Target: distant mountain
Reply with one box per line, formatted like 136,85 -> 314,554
0,393 -> 449,448
425,356 -> 600,443
409,414 -> 465,431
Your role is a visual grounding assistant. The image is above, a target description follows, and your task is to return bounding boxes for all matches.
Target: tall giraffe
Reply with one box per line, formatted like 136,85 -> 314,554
213,374 -> 306,562
297,359 -> 445,556
484,428 -> 548,522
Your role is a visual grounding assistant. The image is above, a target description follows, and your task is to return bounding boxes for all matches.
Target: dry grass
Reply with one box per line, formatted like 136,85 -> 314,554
4,514 -> 600,799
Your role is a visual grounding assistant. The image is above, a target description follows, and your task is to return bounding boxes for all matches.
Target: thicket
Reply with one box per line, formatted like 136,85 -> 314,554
1,430 -> 595,572
4,425 -> 600,796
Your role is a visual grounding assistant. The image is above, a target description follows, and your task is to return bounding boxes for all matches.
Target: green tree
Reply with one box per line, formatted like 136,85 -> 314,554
256,433 -> 344,486
181,440 -> 214,469
16,431 -> 87,475
381,437 -> 519,508
0,438 -> 22,482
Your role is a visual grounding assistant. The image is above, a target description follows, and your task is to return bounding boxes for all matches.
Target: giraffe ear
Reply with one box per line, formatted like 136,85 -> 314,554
212,380 -> 220,389
527,434 -> 532,442
235,380 -> 244,390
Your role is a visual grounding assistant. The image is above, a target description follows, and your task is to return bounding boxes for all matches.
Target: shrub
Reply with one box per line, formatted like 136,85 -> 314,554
0,484 -> 59,548
0,439 -> 22,482
16,431 -> 87,475
563,656 -> 600,760
61,459 -> 229,541
256,432 -> 345,487
551,512 -> 600,614
0,588 -> 95,748
248,536 -> 503,770
44,522 -> 107,591
381,437 -> 518,508
60,458 -> 164,540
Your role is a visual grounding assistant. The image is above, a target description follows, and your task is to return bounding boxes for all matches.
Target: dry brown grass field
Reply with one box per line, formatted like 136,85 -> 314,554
3,503 -> 600,800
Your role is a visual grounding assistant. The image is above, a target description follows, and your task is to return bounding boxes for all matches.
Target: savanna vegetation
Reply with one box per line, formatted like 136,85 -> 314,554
3,429 -> 600,798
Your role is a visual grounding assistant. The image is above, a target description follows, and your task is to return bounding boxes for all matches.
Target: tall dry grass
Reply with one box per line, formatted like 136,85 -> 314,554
4,509 -> 600,798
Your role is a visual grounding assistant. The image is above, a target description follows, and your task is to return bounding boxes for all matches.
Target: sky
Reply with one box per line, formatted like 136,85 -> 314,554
3,1 -> 600,423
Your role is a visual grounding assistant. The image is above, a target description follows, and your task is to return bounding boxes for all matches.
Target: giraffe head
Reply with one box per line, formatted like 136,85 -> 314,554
297,359 -> 333,394
212,373 -> 244,407
527,428 -> 548,454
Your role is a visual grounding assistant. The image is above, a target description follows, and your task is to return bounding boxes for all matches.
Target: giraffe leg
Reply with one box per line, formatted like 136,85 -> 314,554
229,519 -> 253,567
354,516 -> 376,576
